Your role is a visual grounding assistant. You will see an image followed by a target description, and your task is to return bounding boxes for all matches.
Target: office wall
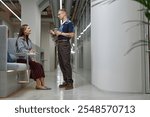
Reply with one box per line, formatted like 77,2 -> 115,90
91,0 -> 144,92
1,20 -> 19,38
21,0 -> 41,46
41,23 -> 55,72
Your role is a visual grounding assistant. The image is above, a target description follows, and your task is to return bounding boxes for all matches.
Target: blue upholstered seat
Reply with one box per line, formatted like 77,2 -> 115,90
7,63 -> 27,71
0,25 -> 29,97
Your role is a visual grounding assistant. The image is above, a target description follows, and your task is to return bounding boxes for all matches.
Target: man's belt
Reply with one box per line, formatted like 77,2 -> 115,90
56,39 -> 69,42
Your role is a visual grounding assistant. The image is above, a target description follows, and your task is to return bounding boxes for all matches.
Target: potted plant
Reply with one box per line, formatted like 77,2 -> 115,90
95,0 -> 150,53
126,0 -> 150,54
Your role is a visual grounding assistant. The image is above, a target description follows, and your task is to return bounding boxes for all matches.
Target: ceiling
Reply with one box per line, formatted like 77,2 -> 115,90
0,0 -> 82,27
0,0 -> 21,25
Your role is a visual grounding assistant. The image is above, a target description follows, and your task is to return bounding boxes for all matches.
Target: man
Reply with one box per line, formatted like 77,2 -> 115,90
50,9 -> 75,90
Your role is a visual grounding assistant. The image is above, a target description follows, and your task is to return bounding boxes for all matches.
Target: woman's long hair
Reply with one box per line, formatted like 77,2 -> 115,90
18,24 -> 29,39
16,24 -> 29,48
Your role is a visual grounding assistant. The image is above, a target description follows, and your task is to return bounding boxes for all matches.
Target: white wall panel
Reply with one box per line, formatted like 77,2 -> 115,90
91,0 -> 143,92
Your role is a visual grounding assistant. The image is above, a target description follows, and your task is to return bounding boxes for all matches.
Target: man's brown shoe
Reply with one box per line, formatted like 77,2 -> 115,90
59,82 -> 68,88
65,83 -> 73,90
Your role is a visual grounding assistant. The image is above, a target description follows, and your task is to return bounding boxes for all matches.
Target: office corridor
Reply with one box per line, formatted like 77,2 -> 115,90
1,67 -> 150,100
1,0 -> 150,100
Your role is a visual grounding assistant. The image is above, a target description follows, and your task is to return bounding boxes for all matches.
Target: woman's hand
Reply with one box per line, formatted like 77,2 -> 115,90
29,49 -> 35,54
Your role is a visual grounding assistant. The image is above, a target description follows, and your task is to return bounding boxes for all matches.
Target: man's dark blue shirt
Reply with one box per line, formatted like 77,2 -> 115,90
58,19 -> 75,40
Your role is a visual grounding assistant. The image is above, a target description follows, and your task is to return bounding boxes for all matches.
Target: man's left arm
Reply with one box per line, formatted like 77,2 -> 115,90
55,31 -> 75,38
61,32 -> 75,38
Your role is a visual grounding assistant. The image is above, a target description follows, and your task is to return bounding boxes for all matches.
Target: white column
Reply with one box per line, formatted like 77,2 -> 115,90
20,0 -> 41,46
91,0 -> 144,93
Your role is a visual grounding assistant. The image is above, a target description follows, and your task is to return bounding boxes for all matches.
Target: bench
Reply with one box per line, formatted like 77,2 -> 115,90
0,25 -> 29,97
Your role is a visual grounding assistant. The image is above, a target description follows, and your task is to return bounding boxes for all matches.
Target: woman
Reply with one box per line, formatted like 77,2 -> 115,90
16,24 -> 51,90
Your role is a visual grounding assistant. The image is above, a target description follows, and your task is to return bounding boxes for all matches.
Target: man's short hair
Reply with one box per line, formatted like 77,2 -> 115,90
59,8 -> 67,13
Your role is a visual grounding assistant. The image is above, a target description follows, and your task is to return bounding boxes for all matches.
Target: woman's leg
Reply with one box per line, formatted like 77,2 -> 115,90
17,59 -> 49,89
36,78 -> 47,89
36,78 -> 51,90
36,79 -> 41,87
40,78 -> 45,87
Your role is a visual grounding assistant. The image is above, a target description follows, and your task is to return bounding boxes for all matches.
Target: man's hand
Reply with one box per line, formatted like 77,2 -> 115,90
54,31 -> 62,36
49,30 -> 56,35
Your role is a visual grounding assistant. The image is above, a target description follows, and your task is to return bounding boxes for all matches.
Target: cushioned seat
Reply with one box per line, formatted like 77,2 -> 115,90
7,38 -> 28,71
7,63 -> 27,71
0,25 -> 30,97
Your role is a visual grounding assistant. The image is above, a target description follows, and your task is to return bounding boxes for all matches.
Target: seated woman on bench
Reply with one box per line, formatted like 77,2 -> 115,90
16,24 -> 51,90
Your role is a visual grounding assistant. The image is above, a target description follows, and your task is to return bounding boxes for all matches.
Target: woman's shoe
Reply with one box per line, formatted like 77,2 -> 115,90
35,86 -> 51,90
43,86 -> 52,90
